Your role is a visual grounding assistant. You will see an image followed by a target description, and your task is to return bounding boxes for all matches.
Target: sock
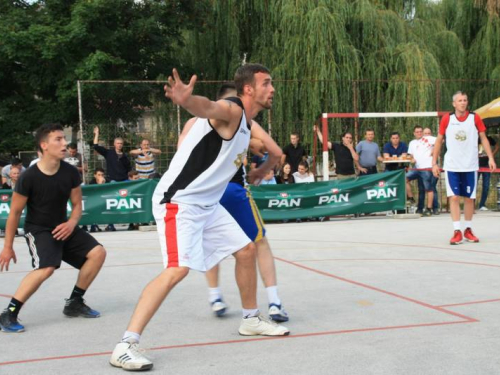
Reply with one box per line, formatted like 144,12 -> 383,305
208,287 -> 222,304
242,308 -> 259,318
70,286 -> 86,300
122,331 -> 141,344
266,286 -> 281,306
7,298 -> 24,318
453,221 -> 461,231
464,221 -> 472,229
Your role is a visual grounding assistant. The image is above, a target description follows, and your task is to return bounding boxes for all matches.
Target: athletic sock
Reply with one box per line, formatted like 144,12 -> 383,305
242,308 -> 259,318
208,287 -> 222,304
6,298 -> 24,318
122,331 -> 141,344
266,286 -> 281,306
453,221 -> 461,231
70,286 -> 86,300
464,221 -> 472,229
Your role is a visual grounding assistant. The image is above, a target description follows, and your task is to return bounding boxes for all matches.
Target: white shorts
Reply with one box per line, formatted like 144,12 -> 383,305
153,202 -> 251,272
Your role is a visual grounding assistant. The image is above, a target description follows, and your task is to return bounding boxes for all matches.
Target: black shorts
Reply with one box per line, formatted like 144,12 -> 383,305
24,226 -> 101,270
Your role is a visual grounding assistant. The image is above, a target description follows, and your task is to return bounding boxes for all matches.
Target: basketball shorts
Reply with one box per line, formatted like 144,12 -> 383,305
24,226 -> 101,270
220,183 -> 266,242
153,201 -> 251,272
445,171 -> 477,198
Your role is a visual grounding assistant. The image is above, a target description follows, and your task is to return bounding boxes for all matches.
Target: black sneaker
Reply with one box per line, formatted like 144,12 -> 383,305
0,309 -> 25,333
408,198 -> 416,205
63,298 -> 100,318
422,208 -> 432,217
432,208 -> 440,215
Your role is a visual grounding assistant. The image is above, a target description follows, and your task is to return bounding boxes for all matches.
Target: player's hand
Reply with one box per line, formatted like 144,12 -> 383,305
0,247 -> 17,272
489,158 -> 497,172
52,221 -> 76,241
313,125 -> 318,132
93,126 -> 99,135
249,138 -> 265,157
164,69 -> 197,106
432,164 -> 440,178
247,167 -> 269,186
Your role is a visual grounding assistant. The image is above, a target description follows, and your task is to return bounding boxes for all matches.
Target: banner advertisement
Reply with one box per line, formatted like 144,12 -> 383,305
250,170 -> 406,220
0,170 -> 406,229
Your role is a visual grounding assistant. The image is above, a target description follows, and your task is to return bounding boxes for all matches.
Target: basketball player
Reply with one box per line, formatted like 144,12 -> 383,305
432,91 -> 496,244
0,124 -> 106,333
110,65 -> 289,371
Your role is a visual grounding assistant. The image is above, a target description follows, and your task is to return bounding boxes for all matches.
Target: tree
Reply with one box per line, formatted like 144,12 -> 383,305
0,0 -> 209,154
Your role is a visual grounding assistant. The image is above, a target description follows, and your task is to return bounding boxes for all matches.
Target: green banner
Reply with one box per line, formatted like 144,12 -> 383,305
0,179 -> 157,229
0,170 -> 406,229
249,170 -> 406,220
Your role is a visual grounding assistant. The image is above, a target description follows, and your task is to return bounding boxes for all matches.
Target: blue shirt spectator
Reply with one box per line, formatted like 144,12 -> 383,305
383,132 -> 408,171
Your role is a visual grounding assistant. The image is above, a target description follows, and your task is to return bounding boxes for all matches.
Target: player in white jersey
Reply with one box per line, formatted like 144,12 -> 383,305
110,65 -> 289,372
432,91 -> 496,245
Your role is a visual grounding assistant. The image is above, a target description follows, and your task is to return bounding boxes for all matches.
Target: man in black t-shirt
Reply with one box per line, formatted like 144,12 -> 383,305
93,126 -> 131,182
477,135 -> 499,210
281,132 -> 307,173
0,123 -> 106,333
314,125 -> 359,179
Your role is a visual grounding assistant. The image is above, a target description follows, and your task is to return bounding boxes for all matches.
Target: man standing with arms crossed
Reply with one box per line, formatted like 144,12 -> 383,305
110,65 -> 289,371
432,91 -> 496,245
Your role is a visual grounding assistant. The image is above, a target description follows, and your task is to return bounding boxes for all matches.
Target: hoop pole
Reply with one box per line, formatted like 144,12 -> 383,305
321,113 -> 329,181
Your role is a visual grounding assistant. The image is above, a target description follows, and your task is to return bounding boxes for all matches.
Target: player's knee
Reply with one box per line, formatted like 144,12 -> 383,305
236,242 -> 257,261
163,266 -> 189,282
38,266 -> 56,280
88,245 -> 106,264
450,195 -> 460,203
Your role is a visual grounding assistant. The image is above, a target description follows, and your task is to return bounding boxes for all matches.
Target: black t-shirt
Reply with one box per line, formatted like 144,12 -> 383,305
283,143 -> 307,173
93,144 -> 131,181
479,136 -> 497,168
15,161 -> 81,230
332,143 -> 355,175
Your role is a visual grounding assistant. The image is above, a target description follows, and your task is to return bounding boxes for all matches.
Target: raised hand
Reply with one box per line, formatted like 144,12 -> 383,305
164,69 -> 197,107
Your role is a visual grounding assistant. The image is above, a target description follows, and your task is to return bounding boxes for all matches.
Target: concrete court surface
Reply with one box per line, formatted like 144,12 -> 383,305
1,211 -> 500,375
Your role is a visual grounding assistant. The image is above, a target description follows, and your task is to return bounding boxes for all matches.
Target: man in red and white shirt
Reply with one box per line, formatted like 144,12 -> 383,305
432,91 -> 496,245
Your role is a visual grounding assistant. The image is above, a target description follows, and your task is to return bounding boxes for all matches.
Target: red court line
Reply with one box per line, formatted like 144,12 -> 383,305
0,293 -> 12,299
437,298 -> 500,308
0,320 -> 473,367
274,257 -> 477,322
273,239 -> 500,256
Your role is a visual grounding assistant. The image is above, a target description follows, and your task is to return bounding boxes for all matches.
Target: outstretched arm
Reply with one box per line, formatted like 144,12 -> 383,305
313,125 -> 332,149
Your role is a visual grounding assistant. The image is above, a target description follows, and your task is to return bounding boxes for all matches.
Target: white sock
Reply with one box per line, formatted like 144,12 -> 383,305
208,287 -> 222,303
242,308 -> 259,318
464,221 -> 472,229
266,286 -> 281,306
122,331 -> 141,344
453,221 -> 461,231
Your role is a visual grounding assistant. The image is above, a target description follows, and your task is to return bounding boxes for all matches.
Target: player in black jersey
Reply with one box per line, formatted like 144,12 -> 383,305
0,124 -> 106,333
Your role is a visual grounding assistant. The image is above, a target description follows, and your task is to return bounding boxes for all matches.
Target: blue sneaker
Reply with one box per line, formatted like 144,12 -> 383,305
211,299 -> 227,317
268,303 -> 289,322
0,309 -> 25,333
63,298 -> 100,318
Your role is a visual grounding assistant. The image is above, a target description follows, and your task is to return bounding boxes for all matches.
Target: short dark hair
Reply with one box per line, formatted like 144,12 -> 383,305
35,123 -> 64,153
291,132 -> 300,138
298,161 -> 309,170
217,83 -> 236,100
94,167 -> 105,175
390,132 -> 400,137
68,142 -> 78,150
365,129 -> 374,134
128,170 -> 139,178
413,125 -> 423,131
342,132 -> 353,138
234,63 -> 270,95
10,157 -> 22,166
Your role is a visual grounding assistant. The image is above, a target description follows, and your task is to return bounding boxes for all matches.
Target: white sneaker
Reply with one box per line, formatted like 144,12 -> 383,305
238,314 -> 290,336
479,206 -> 489,211
110,342 -> 153,371
211,299 -> 227,317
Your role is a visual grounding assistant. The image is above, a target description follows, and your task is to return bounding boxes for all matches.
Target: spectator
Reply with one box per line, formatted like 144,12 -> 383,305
29,151 -> 42,167
276,163 -> 295,184
64,143 -> 86,178
356,129 -> 383,175
407,126 -> 438,216
314,125 -> 358,179
281,132 -> 307,173
1,158 -> 26,187
293,161 -> 315,183
477,133 -> 499,210
2,166 -> 20,190
260,169 -> 277,185
88,168 -> 115,232
93,126 -> 131,182
383,132 -> 408,172
128,170 -> 140,181
130,139 -> 161,179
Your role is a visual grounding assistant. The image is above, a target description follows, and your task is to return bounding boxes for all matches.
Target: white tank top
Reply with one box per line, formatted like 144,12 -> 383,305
154,97 -> 250,206
440,112 -> 484,172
